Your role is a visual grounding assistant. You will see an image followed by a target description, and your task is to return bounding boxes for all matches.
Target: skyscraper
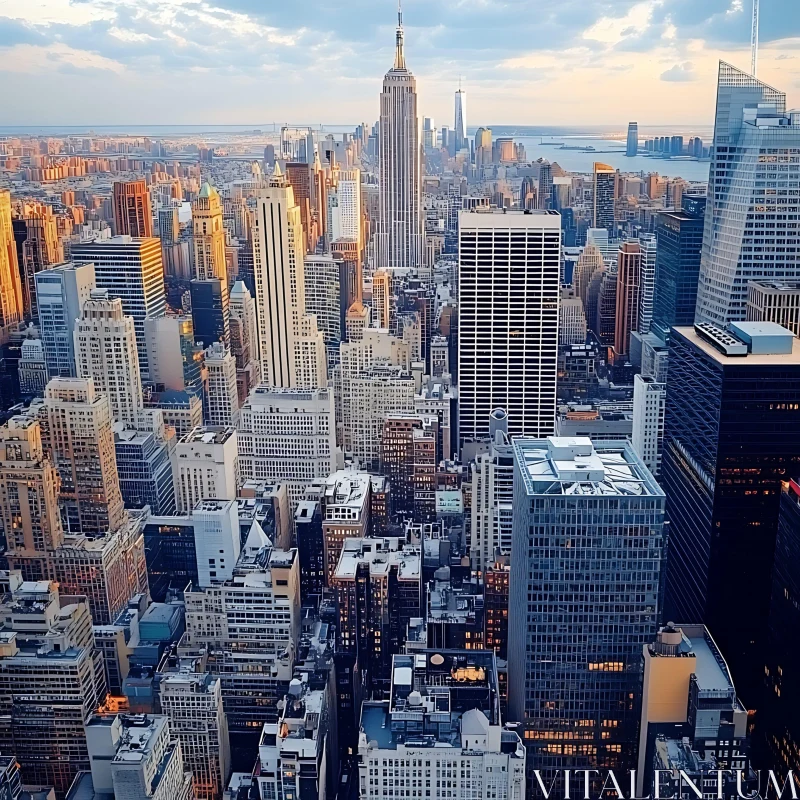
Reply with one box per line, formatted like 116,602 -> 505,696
112,179 -> 153,238
252,165 -> 327,389
377,6 -> 423,269
190,277 -> 230,348
173,426 -> 238,513
285,160 -> 317,253
327,168 -> 363,254
626,121 -> 639,156
238,387 -> 336,507
458,209 -> 560,441
538,161 -> 553,210
14,201 -> 64,321
593,162 -> 616,232
74,288 -> 143,427
35,261 -> 96,378
696,62 -> 800,325
661,321 -> 800,706
508,436 -> 664,776
573,242 -> 605,315
41,376 -> 125,536
0,189 -> 22,342
761,479 -> 800,774
71,236 -> 167,380
193,182 -> 228,282
651,196 -> 706,339
614,240 -> 642,360
229,279 -> 261,400
0,416 -> 64,556
454,84 -> 467,153
203,341 -> 239,427
304,254 -> 341,367
638,232 -> 657,335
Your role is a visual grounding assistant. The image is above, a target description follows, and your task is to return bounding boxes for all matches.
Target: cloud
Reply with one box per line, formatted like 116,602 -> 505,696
0,41 -> 123,73
0,0 -> 798,125
660,61 -> 697,81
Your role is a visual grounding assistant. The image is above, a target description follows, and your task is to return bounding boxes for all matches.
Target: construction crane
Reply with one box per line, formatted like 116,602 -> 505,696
751,0 -> 759,77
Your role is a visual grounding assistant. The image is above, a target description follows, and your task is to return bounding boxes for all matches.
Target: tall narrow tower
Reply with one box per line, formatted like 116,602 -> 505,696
454,81 -> 467,153
751,0 -> 759,76
193,182 -> 228,282
377,4 -> 423,270
252,165 -> 327,389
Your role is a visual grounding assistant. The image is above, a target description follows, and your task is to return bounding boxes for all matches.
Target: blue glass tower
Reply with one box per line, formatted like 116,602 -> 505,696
696,62 -> 800,325
508,436 -> 664,775
651,196 -> 706,341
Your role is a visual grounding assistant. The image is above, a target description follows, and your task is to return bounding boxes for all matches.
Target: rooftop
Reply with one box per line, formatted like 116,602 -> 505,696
679,323 -> 800,365
179,425 -> 235,445
514,436 -> 663,497
334,538 -> 420,582
323,471 -> 371,513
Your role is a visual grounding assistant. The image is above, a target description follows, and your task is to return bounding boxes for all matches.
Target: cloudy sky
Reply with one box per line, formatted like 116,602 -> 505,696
1,0 -> 799,127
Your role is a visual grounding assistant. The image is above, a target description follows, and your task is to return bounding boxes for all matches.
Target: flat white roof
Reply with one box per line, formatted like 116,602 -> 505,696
458,208 -> 561,230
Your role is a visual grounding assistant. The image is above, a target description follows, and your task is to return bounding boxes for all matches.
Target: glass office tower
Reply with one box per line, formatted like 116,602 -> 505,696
695,62 -> 800,325
661,321 -> 800,708
651,196 -> 706,340
508,436 -> 664,777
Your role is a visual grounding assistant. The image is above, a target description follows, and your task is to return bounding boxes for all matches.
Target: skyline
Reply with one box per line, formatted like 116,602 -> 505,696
2,0 -> 800,126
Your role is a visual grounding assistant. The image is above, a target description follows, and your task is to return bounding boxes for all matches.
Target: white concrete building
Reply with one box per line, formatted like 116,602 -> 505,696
160,673 -> 231,800
204,342 -> 239,427
358,652 -> 525,800
83,714 -> 193,800
229,279 -> 260,369
183,534 -> 301,734
74,288 -> 143,427
304,255 -> 341,367
470,412 -> 515,574
173,426 -> 238,513
458,209 -> 560,441
192,498 -> 241,588
559,290 -> 587,346
638,233 -> 657,334
632,374 -> 666,477
237,386 -> 336,508
328,167 -> 363,250
144,316 -> 197,392
349,365 -> 415,471
338,328 -> 410,454
252,165 -> 326,389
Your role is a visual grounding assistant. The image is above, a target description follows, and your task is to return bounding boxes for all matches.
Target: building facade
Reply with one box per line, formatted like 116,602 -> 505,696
696,63 -> 800,325
376,8 -> 423,270
458,209 -> 560,441
508,437 -> 664,776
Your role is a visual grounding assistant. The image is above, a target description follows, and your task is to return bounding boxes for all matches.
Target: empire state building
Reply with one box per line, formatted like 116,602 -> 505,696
377,5 -> 423,270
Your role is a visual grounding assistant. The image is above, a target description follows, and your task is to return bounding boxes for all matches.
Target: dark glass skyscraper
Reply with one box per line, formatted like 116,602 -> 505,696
190,277 -> 230,349
661,322 -> 800,707
651,196 -> 706,340
509,436 -> 664,778
626,122 -> 639,157
760,479 -> 800,772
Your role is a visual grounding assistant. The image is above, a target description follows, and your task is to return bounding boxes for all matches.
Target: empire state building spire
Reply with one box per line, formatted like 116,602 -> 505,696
377,3 -> 423,270
394,1 -> 405,70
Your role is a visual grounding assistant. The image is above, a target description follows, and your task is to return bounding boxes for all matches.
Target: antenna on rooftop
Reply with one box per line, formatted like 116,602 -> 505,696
751,0 -> 759,77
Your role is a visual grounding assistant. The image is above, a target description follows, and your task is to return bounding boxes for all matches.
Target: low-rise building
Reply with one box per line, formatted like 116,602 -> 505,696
358,651 -> 525,800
